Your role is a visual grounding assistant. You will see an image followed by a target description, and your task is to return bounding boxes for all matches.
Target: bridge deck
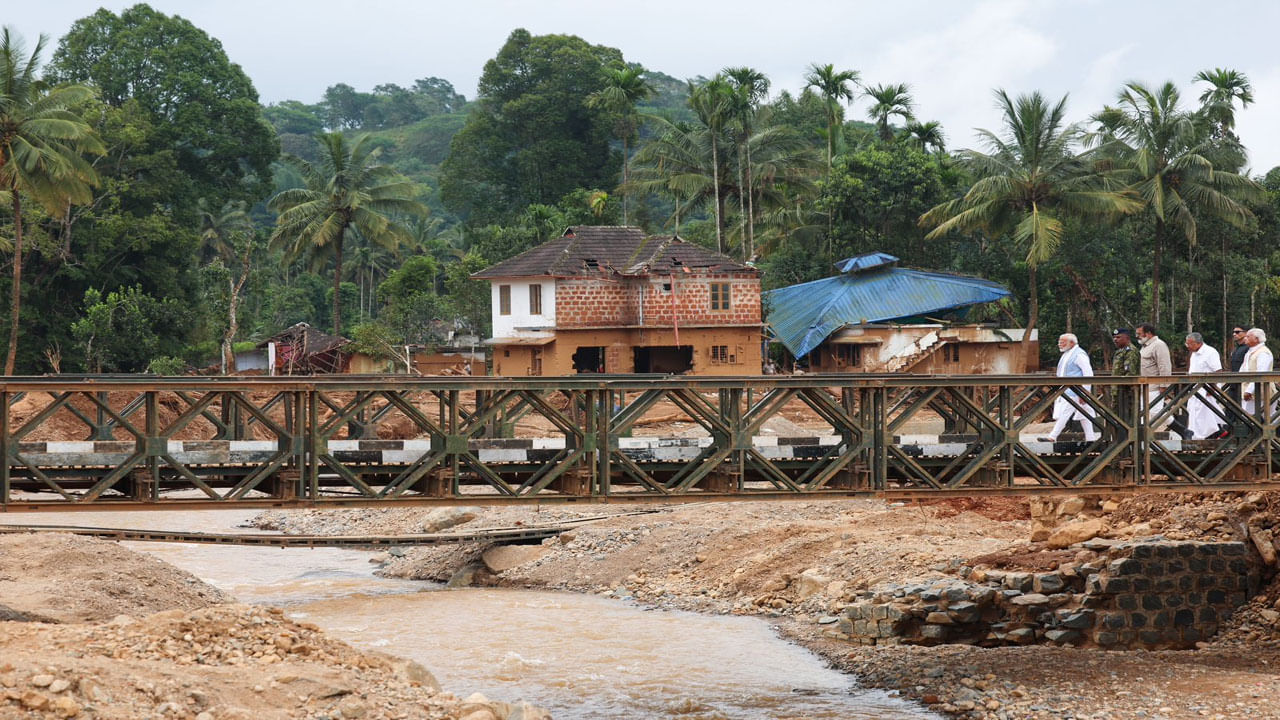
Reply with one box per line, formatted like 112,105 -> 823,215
2,373 -> 1278,511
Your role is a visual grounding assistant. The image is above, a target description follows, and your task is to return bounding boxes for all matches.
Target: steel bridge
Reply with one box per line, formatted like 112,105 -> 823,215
2,373 -> 1279,513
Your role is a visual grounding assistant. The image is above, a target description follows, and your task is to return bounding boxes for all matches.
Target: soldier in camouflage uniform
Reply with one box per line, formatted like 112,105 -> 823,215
1112,329 -> 1140,376
1112,328 -> 1140,424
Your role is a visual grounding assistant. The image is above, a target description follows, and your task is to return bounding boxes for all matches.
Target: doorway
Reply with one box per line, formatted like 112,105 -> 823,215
572,346 -> 606,373
634,346 -> 693,374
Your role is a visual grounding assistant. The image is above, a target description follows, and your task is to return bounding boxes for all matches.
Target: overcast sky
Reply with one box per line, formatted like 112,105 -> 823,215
14,1 -> 1280,172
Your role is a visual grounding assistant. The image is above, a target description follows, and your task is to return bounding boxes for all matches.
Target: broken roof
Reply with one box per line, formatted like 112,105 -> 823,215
764,253 -> 1012,358
471,226 -> 755,278
256,322 -> 351,355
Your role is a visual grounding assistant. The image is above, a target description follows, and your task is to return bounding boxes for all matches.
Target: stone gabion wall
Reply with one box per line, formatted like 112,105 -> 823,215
828,540 -> 1261,650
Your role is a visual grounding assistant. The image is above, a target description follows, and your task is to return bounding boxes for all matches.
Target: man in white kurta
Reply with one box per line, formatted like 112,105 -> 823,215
1184,333 -> 1224,439
1241,328 -> 1275,416
1042,334 -> 1100,442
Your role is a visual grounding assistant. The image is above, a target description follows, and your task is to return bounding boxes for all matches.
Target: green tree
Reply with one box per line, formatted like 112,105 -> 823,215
724,66 -> 770,259
0,27 -> 103,375
50,4 -> 278,207
71,285 -> 186,372
688,76 -> 734,253
865,83 -> 916,142
586,66 -> 653,225
197,199 -> 254,372
803,63 -> 860,171
1194,67 -> 1253,136
268,132 -> 428,335
903,120 -> 946,154
440,29 -> 623,224
920,90 -> 1140,364
1091,81 -> 1262,325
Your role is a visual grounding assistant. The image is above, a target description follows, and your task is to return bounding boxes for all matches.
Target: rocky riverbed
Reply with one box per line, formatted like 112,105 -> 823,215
0,533 -> 548,720
256,493 -> 1280,719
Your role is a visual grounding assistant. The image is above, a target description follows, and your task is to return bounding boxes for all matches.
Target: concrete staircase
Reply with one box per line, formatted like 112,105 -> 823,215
884,332 -> 948,373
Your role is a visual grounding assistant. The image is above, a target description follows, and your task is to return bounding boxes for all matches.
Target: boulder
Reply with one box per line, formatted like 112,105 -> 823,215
1046,518 -> 1107,549
1249,527 -> 1277,566
420,507 -> 479,533
482,545 -> 549,573
795,570 -> 831,600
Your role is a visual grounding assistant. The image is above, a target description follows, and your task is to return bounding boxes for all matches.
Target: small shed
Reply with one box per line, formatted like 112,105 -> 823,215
258,323 -> 353,375
764,253 -> 1033,373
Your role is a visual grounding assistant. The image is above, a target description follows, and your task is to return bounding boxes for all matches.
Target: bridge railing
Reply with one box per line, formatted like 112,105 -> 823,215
1,373 -> 1277,509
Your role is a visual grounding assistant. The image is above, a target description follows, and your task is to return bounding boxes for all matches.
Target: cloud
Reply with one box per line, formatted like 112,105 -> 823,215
1235,65 -> 1280,173
862,0 -> 1057,146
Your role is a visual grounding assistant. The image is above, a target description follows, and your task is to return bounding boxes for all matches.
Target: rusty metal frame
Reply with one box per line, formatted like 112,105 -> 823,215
2,373 -> 1280,512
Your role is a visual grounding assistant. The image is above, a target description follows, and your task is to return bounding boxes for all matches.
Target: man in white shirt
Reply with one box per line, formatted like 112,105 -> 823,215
1184,332 -> 1224,439
1041,333 -> 1100,442
1241,327 -> 1274,416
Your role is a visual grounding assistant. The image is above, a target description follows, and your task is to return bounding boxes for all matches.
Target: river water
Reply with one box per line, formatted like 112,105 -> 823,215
3,510 -> 934,719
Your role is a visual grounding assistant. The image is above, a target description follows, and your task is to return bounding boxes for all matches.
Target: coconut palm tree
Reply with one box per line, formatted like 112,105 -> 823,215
724,66 -> 769,259
920,90 -> 1140,365
268,132 -> 428,335
586,66 -> 652,225
0,27 -> 103,374
803,63 -> 860,172
1090,81 -> 1262,325
865,82 -> 916,142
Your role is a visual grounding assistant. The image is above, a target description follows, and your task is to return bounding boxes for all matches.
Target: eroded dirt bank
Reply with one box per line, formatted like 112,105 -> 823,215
257,494 -> 1280,720
0,533 -> 546,720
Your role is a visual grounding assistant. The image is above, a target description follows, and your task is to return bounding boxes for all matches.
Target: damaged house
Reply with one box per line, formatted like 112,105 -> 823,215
765,252 -> 1036,373
473,226 -> 763,376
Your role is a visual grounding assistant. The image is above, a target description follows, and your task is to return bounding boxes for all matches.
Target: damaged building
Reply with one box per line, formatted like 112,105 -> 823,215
473,226 -> 763,376
765,252 -> 1036,373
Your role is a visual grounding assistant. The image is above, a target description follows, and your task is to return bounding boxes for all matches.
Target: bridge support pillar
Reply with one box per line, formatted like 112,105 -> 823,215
550,468 -> 591,496
412,470 -> 454,498
698,469 -> 739,494
269,469 -> 300,500
127,469 -> 155,503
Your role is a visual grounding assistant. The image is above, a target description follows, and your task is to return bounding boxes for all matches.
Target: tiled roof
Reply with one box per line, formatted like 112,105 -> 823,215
472,226 -> 755,278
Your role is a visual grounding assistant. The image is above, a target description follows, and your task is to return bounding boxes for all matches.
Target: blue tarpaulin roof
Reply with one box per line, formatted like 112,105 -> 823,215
764,254 -> 1012,358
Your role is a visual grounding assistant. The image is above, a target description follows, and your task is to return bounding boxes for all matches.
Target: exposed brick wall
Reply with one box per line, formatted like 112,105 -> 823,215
554,273 -> 761,328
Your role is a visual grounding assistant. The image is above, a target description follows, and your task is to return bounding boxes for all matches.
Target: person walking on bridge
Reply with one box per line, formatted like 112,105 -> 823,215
1184,332 -> 1225,439
1112,329 -> 1140,376
1241,328 -> 1274,416
1041,333 -> 1100,443
1137,323 -> 1172,429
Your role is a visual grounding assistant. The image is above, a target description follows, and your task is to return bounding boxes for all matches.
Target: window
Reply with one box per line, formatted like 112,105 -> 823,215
944,344 -> 960,363
529,284 -> 542,315
834,345 -> 861,368
709,345 -> 736,364
710,283 -> 731,310
499,285 -> 511,315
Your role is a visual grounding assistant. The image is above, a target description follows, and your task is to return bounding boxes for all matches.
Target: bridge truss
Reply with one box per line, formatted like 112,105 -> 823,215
2,373 -> 1279,512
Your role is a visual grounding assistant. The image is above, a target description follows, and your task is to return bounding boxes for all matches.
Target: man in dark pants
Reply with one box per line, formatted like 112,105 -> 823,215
1225,325 -> 1250,434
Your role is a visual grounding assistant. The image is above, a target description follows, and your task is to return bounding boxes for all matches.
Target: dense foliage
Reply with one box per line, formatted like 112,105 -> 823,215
1,7 -> 1278,374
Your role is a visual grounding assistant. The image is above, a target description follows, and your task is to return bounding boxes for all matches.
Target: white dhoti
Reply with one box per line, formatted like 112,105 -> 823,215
1051,392 -> 1099,441
1187,387 -> 1223,439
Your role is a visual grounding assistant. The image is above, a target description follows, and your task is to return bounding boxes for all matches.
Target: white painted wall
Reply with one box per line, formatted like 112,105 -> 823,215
490,279 -> 556,338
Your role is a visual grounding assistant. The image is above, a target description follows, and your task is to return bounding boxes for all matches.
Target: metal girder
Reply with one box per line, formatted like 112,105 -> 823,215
2,373 -> 1280,511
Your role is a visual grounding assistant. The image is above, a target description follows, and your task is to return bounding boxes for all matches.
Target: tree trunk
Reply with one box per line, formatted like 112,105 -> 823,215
1151,219 -> 1164,326
1022,264 -> 1039,373
737,142 -> 746,261
621,135 -> 629,225
744,135 -> 755,261
332,229 -> 346,335
711,135 -> 724,254
5,193 -> 23,376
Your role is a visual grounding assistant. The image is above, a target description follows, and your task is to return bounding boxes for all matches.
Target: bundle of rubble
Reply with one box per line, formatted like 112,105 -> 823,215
826,538 -> 1261,650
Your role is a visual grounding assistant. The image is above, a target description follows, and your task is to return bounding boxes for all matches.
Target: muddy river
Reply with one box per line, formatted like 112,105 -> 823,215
3,510 -> 934,719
